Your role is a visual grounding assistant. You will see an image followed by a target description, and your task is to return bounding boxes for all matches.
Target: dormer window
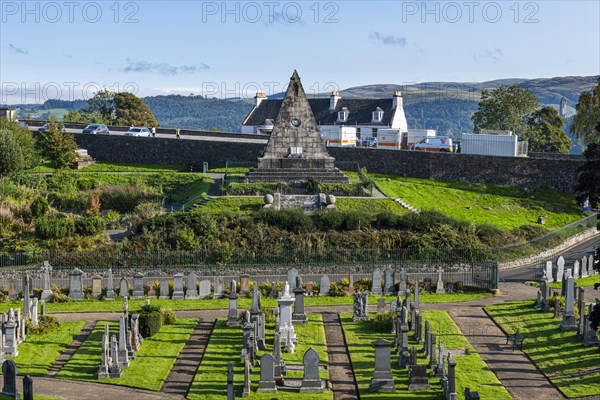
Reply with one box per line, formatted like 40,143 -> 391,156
372,107 -> 384,122
337,107 -> 349,122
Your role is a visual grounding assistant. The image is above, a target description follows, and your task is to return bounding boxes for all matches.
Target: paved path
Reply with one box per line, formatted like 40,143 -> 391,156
45,320 -> 95,377
162,319 -> 215,397
321,312 -> 359,400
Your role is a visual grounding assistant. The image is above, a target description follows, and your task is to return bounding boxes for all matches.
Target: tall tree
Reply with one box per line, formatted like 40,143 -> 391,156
524,106 -> 572,154
571,78 -> 600,146
472,85 -> 540,137
0,130 -> 24,177
114,92 -> 159,127
574,133 -> 600,209
83,90 -> 115,123
0,118 -> 37,169
37,118 -> 77,169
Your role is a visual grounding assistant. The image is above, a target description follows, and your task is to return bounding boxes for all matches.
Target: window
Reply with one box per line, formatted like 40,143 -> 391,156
372,128 -> 378,137
337,107 -> 349,122
372,107 -> 384,122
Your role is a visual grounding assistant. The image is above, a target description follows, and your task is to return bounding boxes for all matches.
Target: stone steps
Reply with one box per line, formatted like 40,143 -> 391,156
392,198 -> 420,213
246,168 -> 350,184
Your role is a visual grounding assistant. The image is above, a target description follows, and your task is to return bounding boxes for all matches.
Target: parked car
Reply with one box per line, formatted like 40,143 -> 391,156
412,136 -> 453,152
37,124 -> 66,133
82,124 -> 109,135
124,127 -> 151,137
361,137 -> 378,147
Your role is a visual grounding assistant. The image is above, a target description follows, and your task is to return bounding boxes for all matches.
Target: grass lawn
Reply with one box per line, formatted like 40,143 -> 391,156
5,321 -> 86,376
341,310 -> 511,399
486,300 -> 600,398
548,274 -> 600,289
335,198 -> 409,216
56,318 -> 196,391
170,178 -> 212,210
196,196 -> 264,214
80,162 -> 187,172
188,314 -> 332,399
373,174 -> 586,230
0,291 -> 491,314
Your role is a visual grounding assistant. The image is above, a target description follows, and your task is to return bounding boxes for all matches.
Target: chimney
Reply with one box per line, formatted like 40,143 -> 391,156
391,91 -> 408,131
392,91 -> 403,109
330,91 -> 341,111
255,91 -> 267,107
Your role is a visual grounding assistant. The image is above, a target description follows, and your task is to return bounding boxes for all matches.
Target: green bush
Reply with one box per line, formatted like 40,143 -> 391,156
376,211 -> 398,229
138,304 -> 162,337
341,211 -> 370,231
47,191 -> 88,211
161,308 -> 177,325
354,278 -> 372,293
36,217 -> 75,239
30,196 -> 49,218
372,312 -> 394,333
75,216 -> 105,236
257,208 -> 315,233
99,185 -> 151,213
26,314 -> 61,334
312,210 -> 344,231
51,286 -> 71,303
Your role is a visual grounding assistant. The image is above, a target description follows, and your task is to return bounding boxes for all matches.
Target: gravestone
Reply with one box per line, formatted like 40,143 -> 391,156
227,362 -> 235,400
277,282 -> 297,346
273,331 -> 285,385
132,272 -> 144,299
319,275 -> 330,296
540,277 -> 549,311
398,268 -> 407,293
414,282 -> 420,310
372,269 -> 383,295
257,354 -> 277,392
436,267 -> 445,294
147,282 -> 157,298
250,284 -> 262,321
92,276 -> 102,299
560,276 -> 577,331
429,333 -> 437,368
415,311 -> 423,343
348,273 -> 355,295
98,324 -> 110,379
240,275 -> 250,296
377,298 -> 387,314
185,273 -> 199,300
589,255 -> 595,274
68,268 -> 84,300
4,309 -> 18,356
292,277 -> 308,324
424,320 -> 430,353
40,261 -> 53,302
8,279 -> 18,301
434,340 -> 445,377
353,292 -> 369,321
159,279 -> 169,299
446,356 -> 457,399
109,335 -> 123,378
106,268 -> 115,300
2,360 -> 19,399
408,365 -> 429,390
390,299 -> 398,313
581,256 -> 589,278
369,339 -> 395,392
118,315 -> 130,367
410,345 -> 417,366
130,314 -> 141,352
269,281 -> 278,298
397,324 -> 410,368
227,279 -> 239,327
300,348 -> 323,393
577,287 -> 586,335
199,279 -> 211,299
214,277 -> 225,298
573,260 -> 580,279
305,281 -> 313,296
545,261 -> 554,282
119,278 -> 129,299
172,273 -> 184,299
556,256 -> 565,283
31,298 -> 39,327
287,268 -> 298,290
383,269 -> 395,295
23,274 -> 32,318
23,375 -> 33,400
583,303 -> 600,346
553,297 -> 561,318
242,358 -> 251,397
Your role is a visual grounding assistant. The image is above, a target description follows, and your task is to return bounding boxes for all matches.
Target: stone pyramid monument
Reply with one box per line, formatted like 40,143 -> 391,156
245,70 -> 349,183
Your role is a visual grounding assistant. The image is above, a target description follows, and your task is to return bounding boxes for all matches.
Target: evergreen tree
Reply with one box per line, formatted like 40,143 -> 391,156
37,118 -> 78,169
571,78 -> 600,146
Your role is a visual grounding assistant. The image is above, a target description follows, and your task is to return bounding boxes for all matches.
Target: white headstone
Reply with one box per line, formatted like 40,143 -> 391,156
556,256 -> 565,283
545,261 -> 554,282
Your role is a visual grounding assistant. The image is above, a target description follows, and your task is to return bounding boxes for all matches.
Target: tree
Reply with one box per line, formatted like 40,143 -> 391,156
37,118 -> 78,169
574,136 -> 600,209
571,78 -> 600,146
524,106 -> 572,154
472,85 -> 540,137
0,130 -> 25,177
0,118 -> 37,168
114,92 -> 159,127
84,90 -> 115,123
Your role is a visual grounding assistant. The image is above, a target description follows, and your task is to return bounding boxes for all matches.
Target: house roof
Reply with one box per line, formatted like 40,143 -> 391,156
243,98 -> 396,126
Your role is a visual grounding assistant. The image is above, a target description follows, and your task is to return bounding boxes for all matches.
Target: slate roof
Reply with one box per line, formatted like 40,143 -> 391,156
243,98 -> 396,126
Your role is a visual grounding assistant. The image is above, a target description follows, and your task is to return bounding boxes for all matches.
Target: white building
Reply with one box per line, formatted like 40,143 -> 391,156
242,91 -> 408,139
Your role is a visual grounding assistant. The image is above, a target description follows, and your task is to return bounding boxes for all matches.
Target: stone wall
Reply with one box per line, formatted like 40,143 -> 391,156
74,135 -> 584,193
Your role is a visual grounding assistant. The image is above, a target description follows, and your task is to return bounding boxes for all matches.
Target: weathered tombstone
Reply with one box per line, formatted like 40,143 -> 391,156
250,284 -> 262,320
573,260 -> 580,279
269,281 -> 278,298
109,335 -> 123,378
92,276 -> 103,299
415,311 -> 423,343
98,324 -> 110,379
31,298 -> 39,327
429,333 -> 437,368
446,356 -> 457,399
369,339 -> 395,392
185,272 -> 199,300
410,345 -> 417,366
199,279 -> 212,299
560,276 -> 577,331
106,268 -> 115,300
131,272 -> 144,299
424,319 -> 430,352
22,274 -> 32,318
4,310 -> 18,357
240,275 -> 250,296
172,273 -> 184,299
277,282 -> 297,346
553,297 -> 561,318
242,358 -> 251,397
257,354 -> 277,392
414,282 -> 420,310
23,375 -> 33,400
540,277 -> 548,311
159,279 -> 170,299
8,279 -> 18,301
583,302 -> 600,346
436,267 -> 445,294
130,314 -> 141,352
545,261 -> 554,282
68,268 -> 84,300
581,256 -> 589,278
408,365 -> 429,390
119,277 -> 129,299
2,360 -> 19,399
398,268 -> 407,293
377,298 -> 387,314
390,299 -> 398,313
146,282 -> 157,299
292,276 -> 308,324
118,315 -> 130,367
40,300 -> 46,316
353,292 -> 369,321
383,269 -> 395,295
556,256 -> 565,283
214,277 -> 225,299
226,362 -> 235,400
589,254 -> 596,274
397,324 -> 410,368
434,340 -> 445,377
319,275 -> 330,296
304,281 -> 313,296
578,287 -> 586,335
40,261 -> 53,302
227,279 -> 239,327
273,331 -> 285,385
300,348 -> 323,393
287,268 -> 298,290
372,268 -> 383,295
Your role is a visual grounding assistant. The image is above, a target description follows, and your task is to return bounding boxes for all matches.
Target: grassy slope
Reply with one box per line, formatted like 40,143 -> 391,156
56,318 -> 196,391
6,321 -> 86,376
335,198 -> 409,216
80,162 -> 187,172
486,300 -> 600,398
373,174 -> 586,230
341,310 -> 512,400
0,291 -> 491,314
188,314 -> 332,399
548,274 -> 600,289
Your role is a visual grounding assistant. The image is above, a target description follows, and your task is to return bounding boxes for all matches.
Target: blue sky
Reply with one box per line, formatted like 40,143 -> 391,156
1,0 -> 599,103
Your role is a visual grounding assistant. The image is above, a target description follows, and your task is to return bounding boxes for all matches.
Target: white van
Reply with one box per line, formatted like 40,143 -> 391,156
412,136 -> 453,152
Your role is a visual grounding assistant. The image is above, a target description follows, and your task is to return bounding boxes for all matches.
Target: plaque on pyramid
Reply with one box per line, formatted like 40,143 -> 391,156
245,71 -> 350,183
